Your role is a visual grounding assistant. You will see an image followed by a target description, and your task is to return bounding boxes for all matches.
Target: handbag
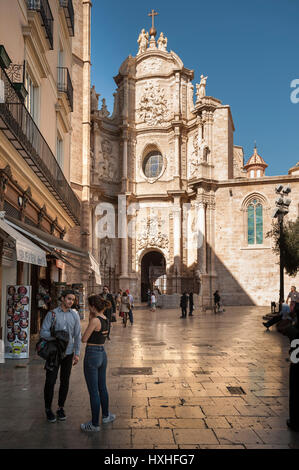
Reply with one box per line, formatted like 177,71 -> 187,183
36,311 -> 56,359
119,311 -> 124,318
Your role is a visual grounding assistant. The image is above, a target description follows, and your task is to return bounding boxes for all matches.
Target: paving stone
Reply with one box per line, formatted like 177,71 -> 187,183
112,418 -> 159,429
214,429 -> 263,445
159,419 -> 206,429
147,406 -> 177,418
174,429 -> 219,445
175,406 -> 205,419
205,417 -> 231,429
132,429 -> 175,445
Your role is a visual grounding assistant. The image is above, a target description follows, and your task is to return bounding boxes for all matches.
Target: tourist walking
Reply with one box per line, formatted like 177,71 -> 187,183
180,293 -> 188,318
81,295 -> 116,432
100,286 -> 116,337
40,290 -> 81,423
147,288 -> 151,307
189,292 -> 194,316
120,291 -> 131,327
126,289 -> 134,325
151,292 -> 156,312
213,290 -> 221,313
115,289 -> 122,318
286,286 -> 299,316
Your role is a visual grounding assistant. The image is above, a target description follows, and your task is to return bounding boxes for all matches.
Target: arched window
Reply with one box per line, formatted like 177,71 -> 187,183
247,199 -> 263,244
143,151 -> 163,178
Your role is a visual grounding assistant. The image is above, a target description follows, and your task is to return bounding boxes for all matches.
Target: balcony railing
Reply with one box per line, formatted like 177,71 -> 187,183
27,0 -> 54,50
0,61 -> 80,224
57,67 -> 73,112
59,0 -> 75,37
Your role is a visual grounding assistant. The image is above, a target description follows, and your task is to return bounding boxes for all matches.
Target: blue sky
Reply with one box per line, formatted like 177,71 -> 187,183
90,0 -> 299,176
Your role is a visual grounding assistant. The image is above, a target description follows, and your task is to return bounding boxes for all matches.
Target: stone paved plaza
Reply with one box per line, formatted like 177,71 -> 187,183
1,306 -> 299,449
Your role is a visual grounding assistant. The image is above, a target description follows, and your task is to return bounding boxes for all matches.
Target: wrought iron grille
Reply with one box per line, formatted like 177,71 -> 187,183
59,0 -> 75,36
0,63 -> 80,224
57,67 -> 73,111
27,0 -> 54,50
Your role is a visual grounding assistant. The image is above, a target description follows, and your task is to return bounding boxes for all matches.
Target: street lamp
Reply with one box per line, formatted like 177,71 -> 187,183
272,184 -> 292,309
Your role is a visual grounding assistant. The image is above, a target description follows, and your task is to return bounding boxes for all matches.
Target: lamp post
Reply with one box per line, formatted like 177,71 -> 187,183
272,184 -> 292,310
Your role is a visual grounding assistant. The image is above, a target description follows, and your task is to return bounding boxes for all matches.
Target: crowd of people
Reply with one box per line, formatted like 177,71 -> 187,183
39,285 -> 299,434
261,285 -> 299,432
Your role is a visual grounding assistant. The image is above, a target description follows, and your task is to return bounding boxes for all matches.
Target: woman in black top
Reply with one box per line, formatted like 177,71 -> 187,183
81,295 -> 116,432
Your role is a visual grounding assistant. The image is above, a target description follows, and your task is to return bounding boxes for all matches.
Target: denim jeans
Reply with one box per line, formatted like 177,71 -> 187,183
84,346 -> 109,426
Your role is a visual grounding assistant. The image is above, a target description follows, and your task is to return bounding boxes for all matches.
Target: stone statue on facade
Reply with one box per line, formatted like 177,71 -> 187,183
137,29 -> 149,55
157,32 -> 167,52
196,75 -> 208,101
91,85 -> 100,112
99,98 -> 110,117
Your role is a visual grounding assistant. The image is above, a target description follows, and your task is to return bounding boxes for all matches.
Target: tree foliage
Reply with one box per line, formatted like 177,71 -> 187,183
267,217 -> 299,277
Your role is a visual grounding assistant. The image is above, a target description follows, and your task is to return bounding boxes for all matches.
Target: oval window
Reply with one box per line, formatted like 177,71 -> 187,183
143,151 -> 163,178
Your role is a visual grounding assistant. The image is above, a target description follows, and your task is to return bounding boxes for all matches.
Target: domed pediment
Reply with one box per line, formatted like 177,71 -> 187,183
136,50 -> 191,79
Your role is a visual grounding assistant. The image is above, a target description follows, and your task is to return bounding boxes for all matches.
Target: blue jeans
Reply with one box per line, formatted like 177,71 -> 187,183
128,308 -> 133,324
84,346 -> 109,426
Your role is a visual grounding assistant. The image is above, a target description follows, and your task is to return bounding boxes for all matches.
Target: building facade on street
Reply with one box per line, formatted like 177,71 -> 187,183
0,0 -> 96,344
90,24 -> 299,307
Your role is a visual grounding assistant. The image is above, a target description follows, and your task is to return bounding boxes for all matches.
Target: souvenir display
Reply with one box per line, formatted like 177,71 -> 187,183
4,285 -> 31,359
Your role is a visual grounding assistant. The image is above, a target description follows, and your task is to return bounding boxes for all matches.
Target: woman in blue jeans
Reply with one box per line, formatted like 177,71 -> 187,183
81,295 -> 116,432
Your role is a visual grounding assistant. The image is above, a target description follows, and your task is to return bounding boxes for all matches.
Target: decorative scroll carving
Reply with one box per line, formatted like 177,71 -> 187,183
137,216 -> 169,251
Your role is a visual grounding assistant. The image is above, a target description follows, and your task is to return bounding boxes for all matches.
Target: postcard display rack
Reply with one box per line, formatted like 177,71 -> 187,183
5,285 -> 32,359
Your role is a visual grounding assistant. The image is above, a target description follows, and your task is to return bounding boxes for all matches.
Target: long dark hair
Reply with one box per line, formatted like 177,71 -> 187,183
88,295 -> 111,314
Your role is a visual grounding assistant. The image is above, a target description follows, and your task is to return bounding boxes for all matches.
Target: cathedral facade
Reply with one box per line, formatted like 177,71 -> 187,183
89,26 -> 299,307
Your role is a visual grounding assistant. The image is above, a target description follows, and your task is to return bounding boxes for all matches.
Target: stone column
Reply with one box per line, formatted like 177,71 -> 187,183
121,131 -> 128,193
197,200 -> 206,275
118,195 -> 129,290
173,126 -> 181,180
172,195 -> 182,293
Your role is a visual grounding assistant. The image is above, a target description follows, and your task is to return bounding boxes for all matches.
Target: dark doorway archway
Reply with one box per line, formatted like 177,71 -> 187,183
140,251 -> 166,302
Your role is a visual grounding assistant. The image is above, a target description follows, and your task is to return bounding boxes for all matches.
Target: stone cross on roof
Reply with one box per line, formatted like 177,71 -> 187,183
148,9 -> 158,37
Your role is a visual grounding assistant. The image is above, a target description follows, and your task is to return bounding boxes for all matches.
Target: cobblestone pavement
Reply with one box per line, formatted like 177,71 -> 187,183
1,306 -> 299,449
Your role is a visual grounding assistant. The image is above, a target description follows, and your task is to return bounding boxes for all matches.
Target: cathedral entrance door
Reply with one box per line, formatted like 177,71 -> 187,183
140,251 -> 166,302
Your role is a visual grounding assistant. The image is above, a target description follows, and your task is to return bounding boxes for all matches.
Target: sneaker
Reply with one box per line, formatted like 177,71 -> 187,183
56,408 -> 66,421
80,421 -> 100,432
102,413 -> 116,424
46,409 -> 56,423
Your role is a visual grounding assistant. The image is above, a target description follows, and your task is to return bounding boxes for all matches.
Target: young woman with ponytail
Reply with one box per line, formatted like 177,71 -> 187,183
80,295 -> 116,432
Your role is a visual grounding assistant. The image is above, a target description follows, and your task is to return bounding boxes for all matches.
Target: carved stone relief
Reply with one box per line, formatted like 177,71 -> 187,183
97,137 -> 119,181
137,81 -> 169,126
137,216 -> 169,252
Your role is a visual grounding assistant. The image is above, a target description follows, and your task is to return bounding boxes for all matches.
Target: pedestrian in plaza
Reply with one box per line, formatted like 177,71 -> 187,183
81,295 -> 116,432
189,292 -> 194,316
126,289 -> 134,325
151,292 -> 156,312
286,286 -> 299,317
262,300 -> 292,330
120,291 -> 131,327
180,292 -> 188,318
147,288 -> 151,307
100,285 -> 116,338
115,289 -> 122,318
213,290 -> 221,313
40,290 -> 81,423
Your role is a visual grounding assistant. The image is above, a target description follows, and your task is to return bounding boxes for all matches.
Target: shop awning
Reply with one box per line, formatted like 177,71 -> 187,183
4,215 -> 100,276
0,215 -> 47,267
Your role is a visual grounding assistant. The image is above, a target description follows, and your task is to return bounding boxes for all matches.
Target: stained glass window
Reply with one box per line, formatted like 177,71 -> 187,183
143,151 -> 163,178
247,200 -> 263,245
